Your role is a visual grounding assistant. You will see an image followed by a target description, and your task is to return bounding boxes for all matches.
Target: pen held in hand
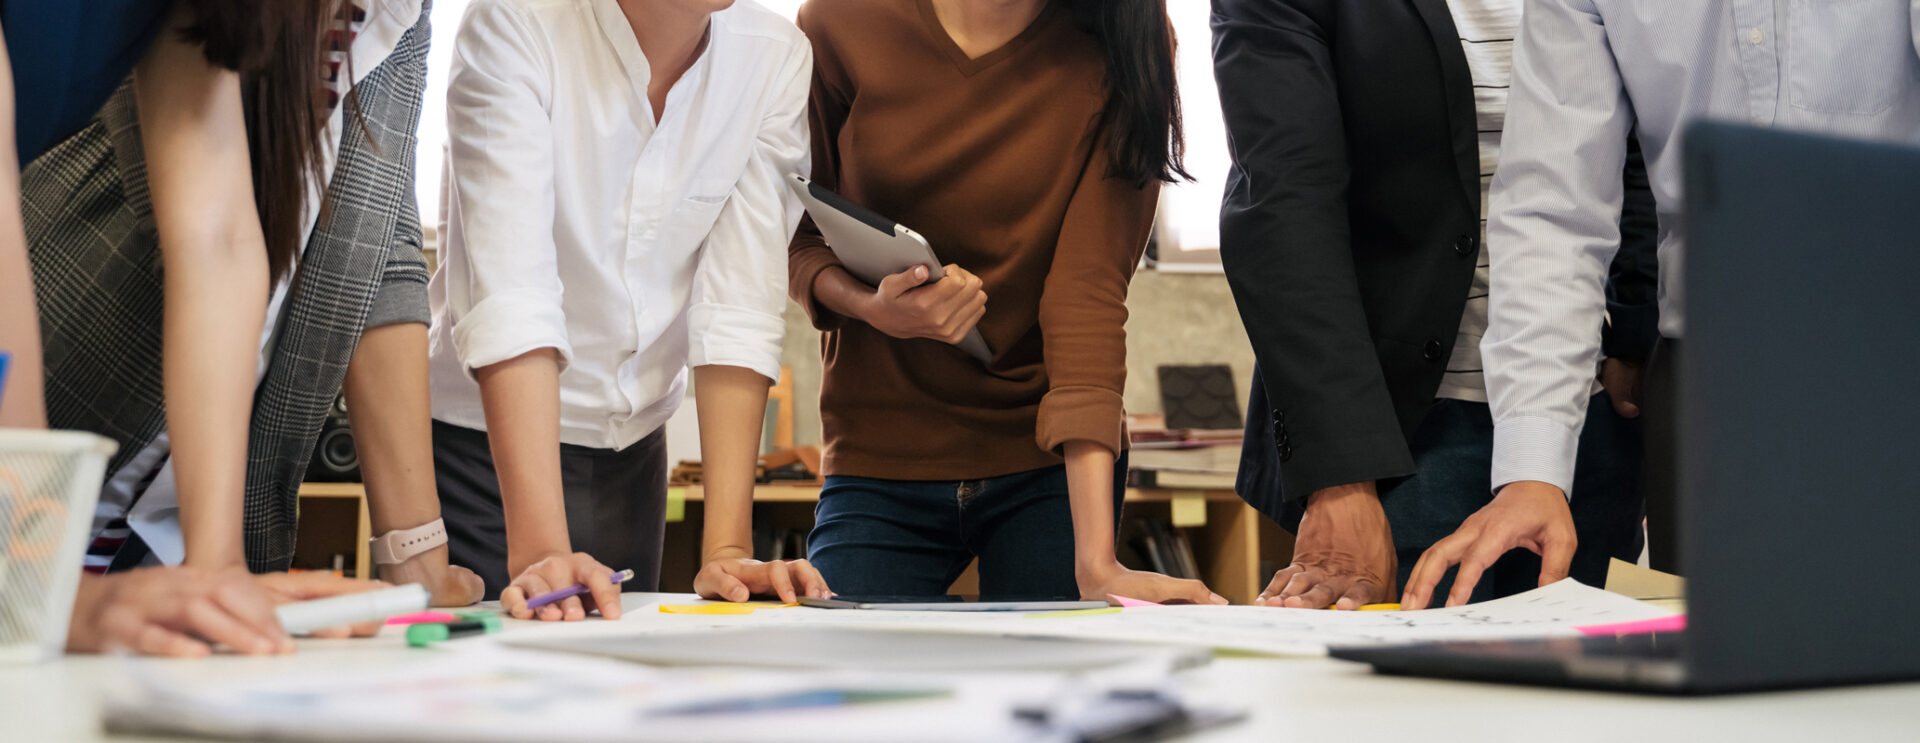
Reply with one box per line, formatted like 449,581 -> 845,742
524,568 -> 635,610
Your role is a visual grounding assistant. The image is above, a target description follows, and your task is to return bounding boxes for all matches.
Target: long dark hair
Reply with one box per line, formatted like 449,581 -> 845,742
178,0 -> 347,284
1071,0 -> 1190,187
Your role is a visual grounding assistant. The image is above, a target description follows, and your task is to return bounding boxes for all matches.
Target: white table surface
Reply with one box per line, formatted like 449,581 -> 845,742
7,592 -> 1917,743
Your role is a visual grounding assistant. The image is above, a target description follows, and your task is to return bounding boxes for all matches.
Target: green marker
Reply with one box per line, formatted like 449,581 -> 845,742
406,615 -> 502,647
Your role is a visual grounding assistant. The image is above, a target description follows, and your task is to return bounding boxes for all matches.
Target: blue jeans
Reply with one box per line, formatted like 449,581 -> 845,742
1381,392 -> 1645,603
808,457 -> 1128,597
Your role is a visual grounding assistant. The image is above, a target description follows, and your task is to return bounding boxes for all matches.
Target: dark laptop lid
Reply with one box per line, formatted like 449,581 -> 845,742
1682,123 -> 1920,690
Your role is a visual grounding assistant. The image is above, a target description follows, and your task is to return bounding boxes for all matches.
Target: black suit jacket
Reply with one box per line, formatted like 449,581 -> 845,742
1212,0 -> 1660,527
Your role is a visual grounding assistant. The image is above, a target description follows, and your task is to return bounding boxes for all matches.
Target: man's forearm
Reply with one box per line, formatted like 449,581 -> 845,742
693,365 -> 772,563
474,349 -> 571,572
343,323 -> 440,533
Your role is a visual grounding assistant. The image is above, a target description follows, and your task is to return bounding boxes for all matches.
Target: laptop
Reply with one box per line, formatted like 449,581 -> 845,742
1330,123 -> 1920,694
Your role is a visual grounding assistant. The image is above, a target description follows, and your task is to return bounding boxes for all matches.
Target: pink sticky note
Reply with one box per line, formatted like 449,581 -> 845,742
1108,594 -> 1163,608
386,611 -> 461,626
1576,614 -> 1687,636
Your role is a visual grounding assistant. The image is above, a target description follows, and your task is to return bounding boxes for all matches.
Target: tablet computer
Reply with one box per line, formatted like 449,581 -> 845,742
786,174 -> 993,363
796,595 -> 1110,612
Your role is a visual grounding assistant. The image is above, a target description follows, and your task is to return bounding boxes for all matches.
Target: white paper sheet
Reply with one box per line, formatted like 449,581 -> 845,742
103,646 -> 1113,743
507,579 -> 1677,658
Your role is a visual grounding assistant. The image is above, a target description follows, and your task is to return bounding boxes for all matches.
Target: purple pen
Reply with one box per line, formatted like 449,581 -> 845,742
524,568 -> 635,610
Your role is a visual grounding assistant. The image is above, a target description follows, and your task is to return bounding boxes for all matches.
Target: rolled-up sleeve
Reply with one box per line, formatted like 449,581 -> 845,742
1033,135 -> 1160,457
1482,0 -> 1632,496
439,0 -> 571,376
687,41 -> 812,381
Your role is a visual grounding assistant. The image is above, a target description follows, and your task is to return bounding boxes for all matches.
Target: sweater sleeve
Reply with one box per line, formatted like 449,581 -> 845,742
785,3 -> 853,331
1033,134 -> 1159,457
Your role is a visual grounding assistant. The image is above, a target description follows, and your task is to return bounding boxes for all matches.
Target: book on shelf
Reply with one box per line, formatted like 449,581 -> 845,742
1127,467 -> 1237,491
1126,413 -> 1242,491
1124,518 -> 1201,581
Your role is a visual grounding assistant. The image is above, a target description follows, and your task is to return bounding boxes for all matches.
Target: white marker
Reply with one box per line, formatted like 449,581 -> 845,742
275,583 -> 430,636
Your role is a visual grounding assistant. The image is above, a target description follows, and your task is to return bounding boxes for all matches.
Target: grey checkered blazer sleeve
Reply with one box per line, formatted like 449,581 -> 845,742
243,8 -> 437,571
366,161 -> 431,329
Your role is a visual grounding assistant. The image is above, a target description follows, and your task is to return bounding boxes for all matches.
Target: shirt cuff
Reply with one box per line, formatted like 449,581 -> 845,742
366,261 -> 431,329
687,302 -> 785,382
1491,414 -> 1582,499
1035,385 -> 1127,457
451,289 -> 574,381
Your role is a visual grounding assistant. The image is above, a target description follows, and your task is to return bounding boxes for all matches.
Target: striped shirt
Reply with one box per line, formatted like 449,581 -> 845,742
1434,0 -> 1519,403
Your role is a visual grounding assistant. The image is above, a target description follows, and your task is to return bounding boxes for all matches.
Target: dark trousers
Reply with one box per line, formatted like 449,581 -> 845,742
433,420 -> 668,600
807,457 -> 1128,597
1644,338 -> 1682,573
1380,392 -> 1646,603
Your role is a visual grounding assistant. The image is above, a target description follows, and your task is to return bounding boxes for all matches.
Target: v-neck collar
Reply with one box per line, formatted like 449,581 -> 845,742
591,0 -> 715,126
916,0 -> 1057,77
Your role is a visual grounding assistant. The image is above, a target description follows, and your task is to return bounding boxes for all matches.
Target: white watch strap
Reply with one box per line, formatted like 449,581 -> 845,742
370,518 -> 448,565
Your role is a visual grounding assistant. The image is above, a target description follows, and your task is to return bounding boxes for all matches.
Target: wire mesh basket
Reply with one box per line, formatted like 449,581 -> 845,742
0,429 -> 115,663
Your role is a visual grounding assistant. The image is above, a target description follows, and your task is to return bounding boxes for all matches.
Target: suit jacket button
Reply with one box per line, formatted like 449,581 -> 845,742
1454,234 -> 1477,256
1278,443 -> 1294,462
1424,339 -> 1445,361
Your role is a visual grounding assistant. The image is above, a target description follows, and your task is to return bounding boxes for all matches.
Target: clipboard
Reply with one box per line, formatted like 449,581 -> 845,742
787,174 -> 993,363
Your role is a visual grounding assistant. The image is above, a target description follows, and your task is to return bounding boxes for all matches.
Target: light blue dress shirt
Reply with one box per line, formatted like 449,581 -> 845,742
1483,0 -> 1920,495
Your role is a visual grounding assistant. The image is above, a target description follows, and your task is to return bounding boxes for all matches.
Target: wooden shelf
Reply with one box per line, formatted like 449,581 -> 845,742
295,482 -> 373,580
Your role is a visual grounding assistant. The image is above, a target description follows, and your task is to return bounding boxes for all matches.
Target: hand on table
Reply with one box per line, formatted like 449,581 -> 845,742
377,551 -> 485,608
693,556 -> 831,603
1078,560 -> 1226,605
252,572 -> 389,639
1401,481 -> 1576,609
501,552 -> 623,622
858,264 -> 987,345
1260,481 -> 1396,610
66,567 -> 384,657
1601,357 -> 1644,418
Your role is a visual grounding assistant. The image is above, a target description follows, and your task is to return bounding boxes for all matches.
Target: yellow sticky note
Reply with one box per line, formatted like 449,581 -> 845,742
1170,491 -> 1207,527
665,487 -> 686,523
657,602 -> 796,615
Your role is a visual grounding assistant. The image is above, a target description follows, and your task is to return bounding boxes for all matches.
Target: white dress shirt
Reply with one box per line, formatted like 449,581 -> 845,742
428,0 -> 809,451
1483,0 -> 1920,495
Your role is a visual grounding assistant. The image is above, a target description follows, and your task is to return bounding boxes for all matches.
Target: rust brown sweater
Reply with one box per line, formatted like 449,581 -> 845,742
789,0 -> 1160,480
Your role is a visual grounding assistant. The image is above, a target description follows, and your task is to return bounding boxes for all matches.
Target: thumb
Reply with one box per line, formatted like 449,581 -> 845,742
1182,581 -> 1227,605
877,265 -> 930,298
1538,533 -> 1577,587
1612,395 -> 1641,419
456,569 -> 485,606
701,566 -> 751,603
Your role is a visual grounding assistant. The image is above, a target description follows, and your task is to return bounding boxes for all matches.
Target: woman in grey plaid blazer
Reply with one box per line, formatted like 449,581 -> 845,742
20,3 -> 479,604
